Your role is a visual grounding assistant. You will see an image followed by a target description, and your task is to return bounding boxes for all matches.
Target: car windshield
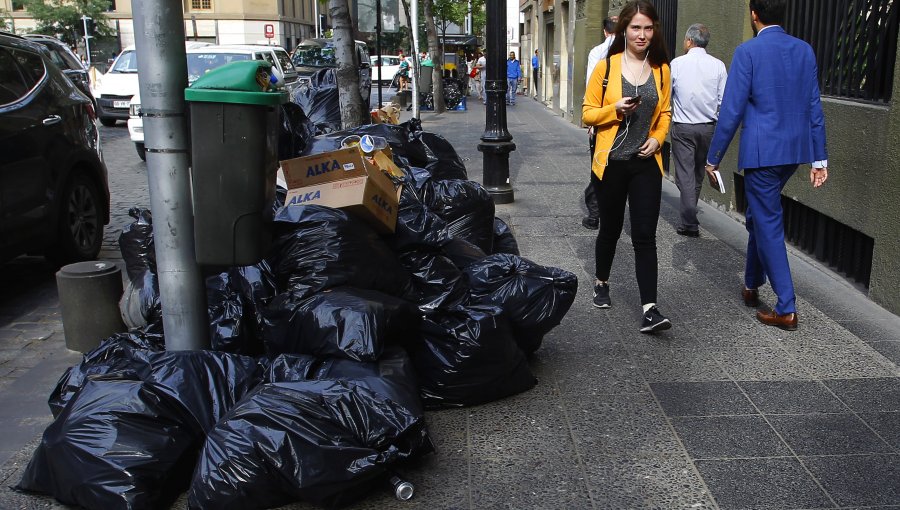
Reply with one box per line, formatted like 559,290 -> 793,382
291,44 -> 335,67
186,52 -> 251,83
110,50 -> 137,73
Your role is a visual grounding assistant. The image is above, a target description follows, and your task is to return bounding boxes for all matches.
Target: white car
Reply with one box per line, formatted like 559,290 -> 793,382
95,41 -> 211,127
128,44 -> 300,160
370,55 -> 402,84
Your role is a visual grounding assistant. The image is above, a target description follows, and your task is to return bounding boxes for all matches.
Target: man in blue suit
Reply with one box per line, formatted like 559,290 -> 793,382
705,0 -> 829,331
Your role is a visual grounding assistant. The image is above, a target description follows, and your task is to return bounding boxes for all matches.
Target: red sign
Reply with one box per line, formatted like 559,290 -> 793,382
264,24 -> 274,38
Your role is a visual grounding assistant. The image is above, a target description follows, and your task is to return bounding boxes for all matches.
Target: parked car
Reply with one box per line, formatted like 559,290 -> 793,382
94,41 -> 212,127
22,34 -> 94,107
370,54 -> 402,84
291,38 -> 371,109
127,44 -> 301,161
0,32 -> 110,265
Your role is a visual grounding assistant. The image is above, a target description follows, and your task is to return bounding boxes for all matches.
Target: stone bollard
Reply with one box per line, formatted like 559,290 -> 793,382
56,261 -> 127,353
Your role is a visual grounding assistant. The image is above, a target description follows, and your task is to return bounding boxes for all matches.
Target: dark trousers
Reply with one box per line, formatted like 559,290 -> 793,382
533,69 -> 539,97
593,157 -> 662,305
671,122 -> 716,231
584,131 -> 600,219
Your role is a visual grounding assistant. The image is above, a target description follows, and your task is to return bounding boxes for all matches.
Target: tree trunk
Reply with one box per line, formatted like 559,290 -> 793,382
423,0 -> 446,113
328,0 -> 367,128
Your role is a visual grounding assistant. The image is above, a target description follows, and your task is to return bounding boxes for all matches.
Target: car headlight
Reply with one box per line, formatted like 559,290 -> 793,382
129,103 -> 142,117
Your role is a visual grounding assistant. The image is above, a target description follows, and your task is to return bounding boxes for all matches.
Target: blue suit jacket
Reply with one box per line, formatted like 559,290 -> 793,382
707,26 -> 828,168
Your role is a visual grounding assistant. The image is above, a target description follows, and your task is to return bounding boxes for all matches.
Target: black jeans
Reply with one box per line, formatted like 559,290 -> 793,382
593,156 -> 662,305
584,131 -> 599,219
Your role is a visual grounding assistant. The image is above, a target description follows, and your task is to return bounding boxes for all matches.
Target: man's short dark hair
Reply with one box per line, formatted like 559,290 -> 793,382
603,17 -> 616,33
749,0 -> 787,26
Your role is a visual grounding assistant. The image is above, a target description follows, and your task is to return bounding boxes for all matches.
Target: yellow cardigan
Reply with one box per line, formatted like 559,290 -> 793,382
582,53 -> 671,180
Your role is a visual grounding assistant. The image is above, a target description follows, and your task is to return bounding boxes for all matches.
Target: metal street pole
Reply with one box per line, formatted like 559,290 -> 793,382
314,1 -> 320,38
81,15 -> 92,66
477,0 -> 515,204
133,0 -> 209,350
411,0 -> 420,117
376,0 -> 382,107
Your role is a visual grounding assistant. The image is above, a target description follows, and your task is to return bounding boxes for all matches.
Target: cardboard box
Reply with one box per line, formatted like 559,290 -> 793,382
281,147 -> 401,233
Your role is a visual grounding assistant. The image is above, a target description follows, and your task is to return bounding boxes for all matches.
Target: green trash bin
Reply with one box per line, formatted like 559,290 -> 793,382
185,60 -> 289,266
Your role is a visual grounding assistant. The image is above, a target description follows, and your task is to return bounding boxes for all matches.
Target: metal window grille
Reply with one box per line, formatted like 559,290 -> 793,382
786,0 -> 899,103
191,0 -> 212,10
650,0 -> 678,62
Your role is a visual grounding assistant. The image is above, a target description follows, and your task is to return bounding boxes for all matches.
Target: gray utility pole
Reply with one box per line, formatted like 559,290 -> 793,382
133,0 -> 209,350
81,15 -> 92,65
477,0 -> 515,204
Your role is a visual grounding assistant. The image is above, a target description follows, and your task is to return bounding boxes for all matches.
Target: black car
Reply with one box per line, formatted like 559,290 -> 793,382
0,32 -> 110,265
291,38 -> 372,110
22,34 -> 95,108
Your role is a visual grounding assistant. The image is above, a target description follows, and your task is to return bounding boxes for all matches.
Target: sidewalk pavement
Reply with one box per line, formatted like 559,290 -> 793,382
1,95 -> 899,509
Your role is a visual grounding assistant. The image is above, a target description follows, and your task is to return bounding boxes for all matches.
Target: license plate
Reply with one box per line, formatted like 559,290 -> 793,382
113,100 -> 130,108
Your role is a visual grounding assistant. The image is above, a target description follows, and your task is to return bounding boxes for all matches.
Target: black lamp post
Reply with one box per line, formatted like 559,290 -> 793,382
477,0 -> 515,204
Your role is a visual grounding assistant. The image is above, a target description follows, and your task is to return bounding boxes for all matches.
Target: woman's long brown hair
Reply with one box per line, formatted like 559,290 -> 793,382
608,0 -> 670,66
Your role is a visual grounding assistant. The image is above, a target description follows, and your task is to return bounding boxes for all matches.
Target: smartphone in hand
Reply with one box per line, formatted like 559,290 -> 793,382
625,95 -> 642,105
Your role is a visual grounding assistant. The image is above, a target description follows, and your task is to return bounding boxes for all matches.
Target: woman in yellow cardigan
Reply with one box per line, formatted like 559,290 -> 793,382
582,0 -> 672,333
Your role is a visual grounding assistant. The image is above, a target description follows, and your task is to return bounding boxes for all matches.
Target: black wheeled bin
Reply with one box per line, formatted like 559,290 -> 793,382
185,60 -> 288,266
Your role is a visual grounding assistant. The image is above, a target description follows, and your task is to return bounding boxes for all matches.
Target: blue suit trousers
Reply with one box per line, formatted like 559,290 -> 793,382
743,164 -> 797,315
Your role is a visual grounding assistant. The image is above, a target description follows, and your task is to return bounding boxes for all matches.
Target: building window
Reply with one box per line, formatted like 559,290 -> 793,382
12,0 -> 25,10
787,0 -> 899,103
191,0 -> 212,10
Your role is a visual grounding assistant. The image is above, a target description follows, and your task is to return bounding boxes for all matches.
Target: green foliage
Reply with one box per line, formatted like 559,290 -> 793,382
0,9 -> 13,32
21,0 -> 113,45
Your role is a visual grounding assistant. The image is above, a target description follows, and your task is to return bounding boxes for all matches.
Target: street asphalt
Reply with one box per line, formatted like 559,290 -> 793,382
0,91 -> 898,509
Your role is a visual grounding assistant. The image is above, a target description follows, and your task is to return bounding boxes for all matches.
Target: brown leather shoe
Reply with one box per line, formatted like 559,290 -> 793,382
756,310 -> 798,331
742,288 -> 759,307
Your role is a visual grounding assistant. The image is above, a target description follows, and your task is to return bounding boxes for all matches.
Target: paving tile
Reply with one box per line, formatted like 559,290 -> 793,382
552,352 -> 648,396
583,453 -> 715,509
695,458 -> 833,509
651,381 -> 757,417
714,347 -> 814,381
424,408 -> 468,456
633,349 -> 730,382
352,455 -> 471,510
467,399 -> 572,458
672,416 -> 790,459
857,412 -> 900,450
824,378 -> 900,412
469,454 -> 590,509
803,454 -> 900,507
768,414 -> 894,455
870,341 -> 900,365
567,394 -> 682,456
738,381 -> 849,414
785,346 -> 900,379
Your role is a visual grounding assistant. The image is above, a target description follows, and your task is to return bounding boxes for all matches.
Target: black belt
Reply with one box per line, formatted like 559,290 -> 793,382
674,121 -> 716,125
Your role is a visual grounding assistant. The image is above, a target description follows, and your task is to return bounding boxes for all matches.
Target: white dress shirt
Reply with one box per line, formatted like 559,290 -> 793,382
671,47 -> 727,124
585,36 -> 615,87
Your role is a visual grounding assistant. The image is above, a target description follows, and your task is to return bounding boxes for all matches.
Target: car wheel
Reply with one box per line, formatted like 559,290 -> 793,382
136,142 -> 146,161
100,117 -> 117,127
47,174 -> 104,265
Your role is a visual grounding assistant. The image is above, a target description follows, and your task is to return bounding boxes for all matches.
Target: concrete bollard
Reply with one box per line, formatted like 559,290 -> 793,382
56,261 -> 127,353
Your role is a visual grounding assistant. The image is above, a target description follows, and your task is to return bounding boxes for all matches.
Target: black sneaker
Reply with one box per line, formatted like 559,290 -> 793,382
640,306 -> 672,333
582,216 -> 599,230
593,282 -> 611,308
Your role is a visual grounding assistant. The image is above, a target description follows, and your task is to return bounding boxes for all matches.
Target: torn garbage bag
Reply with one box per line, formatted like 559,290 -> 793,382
268,205 -> 413,299
18,349 -> 263,510
262,287 -> 422,362
409,305 -> 537,408
465,254 -> 578,355
188,347 -> 433,510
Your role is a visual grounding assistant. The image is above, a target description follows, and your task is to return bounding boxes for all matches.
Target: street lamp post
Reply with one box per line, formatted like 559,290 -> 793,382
477,0 -> 514,204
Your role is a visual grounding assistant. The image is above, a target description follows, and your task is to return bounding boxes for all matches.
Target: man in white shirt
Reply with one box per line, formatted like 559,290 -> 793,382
670,23 -> 727,237
476,53 -> 487,105
581,16 -> 617,230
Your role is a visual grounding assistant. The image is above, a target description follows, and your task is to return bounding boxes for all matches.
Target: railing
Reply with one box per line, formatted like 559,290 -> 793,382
786,0 -> 899,103
650,0 -> 678,62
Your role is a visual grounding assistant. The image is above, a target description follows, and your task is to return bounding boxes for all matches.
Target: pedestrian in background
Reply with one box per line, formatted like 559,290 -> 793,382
477,51 -> 487,104
582,0 -> 672,333
582,16 -> 618,230
470,52 -> 483,99
706,0 -> 828,331
506,51 -> 521,105
532,49 -> 540,100
670,23 -> 727,238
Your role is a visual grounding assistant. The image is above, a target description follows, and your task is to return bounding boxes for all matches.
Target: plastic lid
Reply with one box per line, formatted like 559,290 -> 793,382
184,60 -> 288,105
58,260 -> 120,277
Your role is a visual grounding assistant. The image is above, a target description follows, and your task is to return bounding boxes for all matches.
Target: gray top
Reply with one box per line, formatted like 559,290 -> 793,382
609,73 -> 659,160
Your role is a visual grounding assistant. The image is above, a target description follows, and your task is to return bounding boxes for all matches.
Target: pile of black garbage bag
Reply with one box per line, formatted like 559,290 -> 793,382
17,120 -> 577,510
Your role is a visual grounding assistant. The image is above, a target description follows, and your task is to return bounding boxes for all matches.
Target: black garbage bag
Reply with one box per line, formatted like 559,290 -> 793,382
441,77 -> 464,109
268,205 -> 414,299
188,347 -> 434,510
441,237 -> 488,270
206,261 -> 277,355
397,250 -> 470,312
302,121 -> 436,174
391,168 -> 449,252
492,218 -> 520,255
415,131 -> 468,181
279,102 -> 316,160
409,305 -> 537,408
262,287 -> 422,362
425,179 -> 495,254
118,208 -> 161,328
465,254 -> 578,355
19,348 -> 264,510
293,68 -> 342,135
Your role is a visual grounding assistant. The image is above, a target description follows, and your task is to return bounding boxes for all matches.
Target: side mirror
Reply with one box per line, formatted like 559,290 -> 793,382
360,61 -> 371,69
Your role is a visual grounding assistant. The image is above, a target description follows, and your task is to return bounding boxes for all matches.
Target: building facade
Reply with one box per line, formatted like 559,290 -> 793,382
520,0 -> 900,315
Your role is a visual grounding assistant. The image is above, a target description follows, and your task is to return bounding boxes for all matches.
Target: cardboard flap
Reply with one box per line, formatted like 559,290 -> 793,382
281,147 -> 372,188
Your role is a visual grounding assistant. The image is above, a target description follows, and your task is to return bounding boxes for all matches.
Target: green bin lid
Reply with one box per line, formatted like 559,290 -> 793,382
184,60 -> 288,105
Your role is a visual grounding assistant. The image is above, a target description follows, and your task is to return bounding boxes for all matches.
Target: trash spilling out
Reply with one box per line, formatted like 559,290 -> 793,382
19,119 -> 576,509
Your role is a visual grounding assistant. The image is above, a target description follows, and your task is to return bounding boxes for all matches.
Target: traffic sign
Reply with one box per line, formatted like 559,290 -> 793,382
264,24 -> 274,38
